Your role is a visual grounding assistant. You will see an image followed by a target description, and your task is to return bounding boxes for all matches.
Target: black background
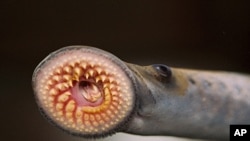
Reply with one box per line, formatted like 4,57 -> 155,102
1,0 -> 249,141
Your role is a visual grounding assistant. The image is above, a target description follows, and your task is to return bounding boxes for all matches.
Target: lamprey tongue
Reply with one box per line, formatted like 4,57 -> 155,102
32,46 -> 136,137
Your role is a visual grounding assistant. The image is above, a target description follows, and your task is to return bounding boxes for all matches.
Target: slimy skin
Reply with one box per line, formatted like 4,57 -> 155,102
125,64 -> 250,141
32,45 -> 250,141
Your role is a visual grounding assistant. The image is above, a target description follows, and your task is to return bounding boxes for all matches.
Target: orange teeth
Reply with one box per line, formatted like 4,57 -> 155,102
32,46 -> 135,137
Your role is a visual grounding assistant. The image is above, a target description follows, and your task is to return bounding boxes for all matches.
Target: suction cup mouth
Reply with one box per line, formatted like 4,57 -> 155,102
32,46 -> 136,137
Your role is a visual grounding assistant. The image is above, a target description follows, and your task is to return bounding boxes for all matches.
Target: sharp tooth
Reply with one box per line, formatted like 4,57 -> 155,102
55,83 -> 64,90
58,93 -> 69,102
47,79 -> 54,85
63,83 -> 70,89
84,114 -> 89,121
104,87 -> 110,95
75,108 -> 83,118
85,121 -> 91,126
93,122 -> 98,127
106,109 -> 111,115
103,83 -> 109,88
48,96 -> 54,102
56,103 -> 64,110
90,62 -> 95,67
66,112 -> 73,118
96,68 -> 102,74
105,71 -> 110,76
63,75 -> 71,81
63,66 -> 72,74
57,111 -> 63,116
109,77 -> 114,83
112,97 -> 118,102
109,84 -> 115,89
48,71 -> 53,76
90,115 -> 95,121
75,60 -> 80,64
85,73 -> 89,79
74,67 -> 81,76
72,74 -> 79,81
117,86 -> 121,91
55,68 -> 62,74
69,62 -> 76,67
100,75 -> 106,82
52,75 -> 60,82
88,69 -> 94,76
95,114 -> 101,121
111,90 -> 118,96
95,76 -> 101,83
44,85 -> 50,91
65,100 -> 75,112
49,88 -> 58,96
76,119 -> 83,124
68,81 -> 73,87
80,62 -> 87,69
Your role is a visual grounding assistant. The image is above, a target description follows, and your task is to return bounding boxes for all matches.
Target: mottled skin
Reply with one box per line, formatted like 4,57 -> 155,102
125,64 -> 250,141
33,46 -> 250,141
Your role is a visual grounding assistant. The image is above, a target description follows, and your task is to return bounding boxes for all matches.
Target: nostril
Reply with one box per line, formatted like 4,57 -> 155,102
152,64 -> 172,78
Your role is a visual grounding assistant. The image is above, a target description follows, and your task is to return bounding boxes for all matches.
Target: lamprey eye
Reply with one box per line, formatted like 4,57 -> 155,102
152,64 -> 172,78
32,46 -> 136,138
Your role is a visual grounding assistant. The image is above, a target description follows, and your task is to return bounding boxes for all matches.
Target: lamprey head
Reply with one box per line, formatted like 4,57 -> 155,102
32,46 -> 136,138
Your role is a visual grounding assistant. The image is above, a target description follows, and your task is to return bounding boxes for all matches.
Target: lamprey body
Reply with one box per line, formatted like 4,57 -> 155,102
32,46 -> 250,141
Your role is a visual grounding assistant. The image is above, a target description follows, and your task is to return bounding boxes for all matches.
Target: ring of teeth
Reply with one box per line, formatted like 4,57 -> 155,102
34,49 -> 134,135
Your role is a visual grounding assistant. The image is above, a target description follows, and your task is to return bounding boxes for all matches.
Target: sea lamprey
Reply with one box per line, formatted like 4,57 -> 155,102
32,45 -> 250,141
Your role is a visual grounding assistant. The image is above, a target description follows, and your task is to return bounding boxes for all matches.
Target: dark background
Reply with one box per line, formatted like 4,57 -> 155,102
1,0 -> 249,141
